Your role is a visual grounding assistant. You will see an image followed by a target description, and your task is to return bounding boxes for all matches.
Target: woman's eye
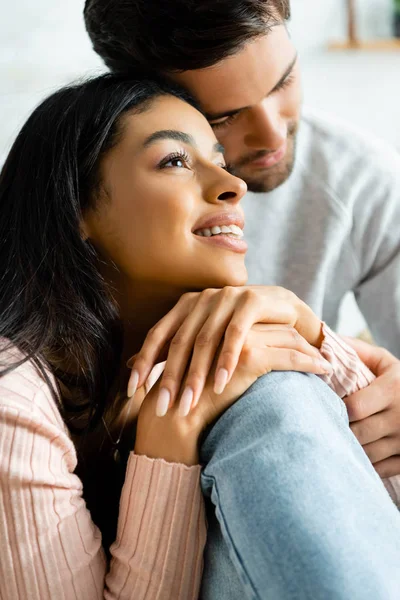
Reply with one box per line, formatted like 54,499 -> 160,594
158,151 -> 191,170
165,158 -> 185,168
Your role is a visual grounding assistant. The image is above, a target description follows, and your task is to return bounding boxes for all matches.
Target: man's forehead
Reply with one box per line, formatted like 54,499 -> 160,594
171,26 -> 295,115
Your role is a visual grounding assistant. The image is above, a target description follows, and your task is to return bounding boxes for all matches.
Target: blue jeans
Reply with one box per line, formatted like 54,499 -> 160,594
199,372 -> 400,600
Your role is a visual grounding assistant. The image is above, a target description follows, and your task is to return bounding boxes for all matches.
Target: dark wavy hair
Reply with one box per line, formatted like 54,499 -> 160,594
84,0 -> 291,74
0,73 -> 195,435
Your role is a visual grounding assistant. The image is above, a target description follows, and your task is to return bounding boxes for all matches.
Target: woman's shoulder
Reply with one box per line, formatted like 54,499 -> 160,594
0,340 -> 68,436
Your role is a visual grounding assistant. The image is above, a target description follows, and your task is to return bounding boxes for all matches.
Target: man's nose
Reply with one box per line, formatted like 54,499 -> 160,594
244,100 -> 287,151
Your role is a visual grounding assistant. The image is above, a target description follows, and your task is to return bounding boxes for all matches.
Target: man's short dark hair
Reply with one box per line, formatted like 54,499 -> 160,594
84,0 -> 291,75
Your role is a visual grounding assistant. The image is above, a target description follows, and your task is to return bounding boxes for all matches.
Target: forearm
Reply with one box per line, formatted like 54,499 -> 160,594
106,453 -> 206,600
0,380 -> 206,600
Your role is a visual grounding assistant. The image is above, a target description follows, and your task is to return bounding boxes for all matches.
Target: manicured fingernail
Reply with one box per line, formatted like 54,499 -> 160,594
156,388 -> 170,417
318,359 -> 333,373
179,387 -> 194,417
214,368 -> 229,395
127,370 -> 139,398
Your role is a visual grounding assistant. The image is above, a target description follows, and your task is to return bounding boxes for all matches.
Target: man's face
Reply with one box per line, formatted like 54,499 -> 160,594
172,26 -> 302,193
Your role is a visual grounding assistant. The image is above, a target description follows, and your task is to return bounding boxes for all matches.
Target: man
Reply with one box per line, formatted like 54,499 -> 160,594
84,2 -> 400,597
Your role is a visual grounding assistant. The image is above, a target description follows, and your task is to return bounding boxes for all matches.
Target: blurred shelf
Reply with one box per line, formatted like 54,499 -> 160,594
328,38 -> 400,51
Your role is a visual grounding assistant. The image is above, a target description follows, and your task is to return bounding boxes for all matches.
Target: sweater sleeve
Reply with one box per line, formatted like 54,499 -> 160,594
0,360 -> 206,600
318,323 -> 400,507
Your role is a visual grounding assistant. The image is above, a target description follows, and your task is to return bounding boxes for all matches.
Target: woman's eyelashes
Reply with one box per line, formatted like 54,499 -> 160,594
157,149 -> 227,172
158,149 -> 191,170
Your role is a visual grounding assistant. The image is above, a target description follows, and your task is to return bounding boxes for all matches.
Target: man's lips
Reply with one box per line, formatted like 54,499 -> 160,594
248,141 -> 287,169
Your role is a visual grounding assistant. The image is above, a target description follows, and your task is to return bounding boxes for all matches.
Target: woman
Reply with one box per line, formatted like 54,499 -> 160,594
0,74 -> 399,600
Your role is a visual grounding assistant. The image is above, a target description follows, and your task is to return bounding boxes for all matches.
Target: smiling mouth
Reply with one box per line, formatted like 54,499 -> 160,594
193,224 -> 244,238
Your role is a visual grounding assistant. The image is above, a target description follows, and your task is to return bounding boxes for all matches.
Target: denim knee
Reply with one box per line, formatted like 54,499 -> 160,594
200,371 -> 347,464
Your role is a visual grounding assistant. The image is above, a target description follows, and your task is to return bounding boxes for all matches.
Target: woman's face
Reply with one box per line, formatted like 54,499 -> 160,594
83,95 -> 248,296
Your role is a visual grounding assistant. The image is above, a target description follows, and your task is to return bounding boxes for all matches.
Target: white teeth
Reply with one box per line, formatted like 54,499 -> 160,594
195,224 -> 244,238
230,224 -> 243,236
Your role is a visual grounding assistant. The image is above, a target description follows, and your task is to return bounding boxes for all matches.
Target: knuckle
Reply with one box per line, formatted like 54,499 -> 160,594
195,330 -> 212,347
221,285 -> 236,298
186,371 -> 204,387
288,328 -> 302,345
200,288 -> 216,302
289,350 -> 299,366
146,324 -> 158,339
161,371 -> 178,388
227,322 -> 245,341
240,344 -> 255,367
289,349 -> 302,367
147,324 -> 163,345
243,288 -> 258,303
170,330 -> 188,347
180,291 -> 198,305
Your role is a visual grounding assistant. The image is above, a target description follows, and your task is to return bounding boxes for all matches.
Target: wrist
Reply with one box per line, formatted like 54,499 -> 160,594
134,438 -> 199,467
135,407 -> 201,467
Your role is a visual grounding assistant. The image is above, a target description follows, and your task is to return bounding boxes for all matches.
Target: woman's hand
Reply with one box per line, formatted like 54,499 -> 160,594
134,323 -> 331,465
127,286 -> 328,417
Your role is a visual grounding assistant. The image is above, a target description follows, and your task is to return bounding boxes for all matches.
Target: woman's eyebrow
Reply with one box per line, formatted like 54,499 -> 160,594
143,129 -> 224,155
143,129 -> 195,148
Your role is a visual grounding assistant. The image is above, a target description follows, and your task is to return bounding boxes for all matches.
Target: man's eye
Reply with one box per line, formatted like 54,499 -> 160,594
274,73 -> 295,93
210,113 -> 239,131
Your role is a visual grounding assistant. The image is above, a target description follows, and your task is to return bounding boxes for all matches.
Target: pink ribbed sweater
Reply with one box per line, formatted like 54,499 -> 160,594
0,325 -> 399,599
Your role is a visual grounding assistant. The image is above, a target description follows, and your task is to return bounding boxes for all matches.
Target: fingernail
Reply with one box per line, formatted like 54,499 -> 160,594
156,388 -> 170,417
214,368 -> 229,395
179,387 -> 194,417
318,359 -> 333,373
127,370 -> 139,398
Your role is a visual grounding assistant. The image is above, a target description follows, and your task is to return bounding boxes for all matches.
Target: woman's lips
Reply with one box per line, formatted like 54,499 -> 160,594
194,233 -> 248,254
248,142 -> 287,169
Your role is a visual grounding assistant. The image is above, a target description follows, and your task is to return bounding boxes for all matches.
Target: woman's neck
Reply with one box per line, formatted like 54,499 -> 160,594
116,281 -> 193,368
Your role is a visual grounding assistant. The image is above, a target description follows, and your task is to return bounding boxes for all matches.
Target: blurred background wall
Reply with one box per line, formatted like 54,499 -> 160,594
1,0 -> 399,335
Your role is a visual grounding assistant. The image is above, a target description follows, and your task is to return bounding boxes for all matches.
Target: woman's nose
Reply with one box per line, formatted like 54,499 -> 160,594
206,169 -> 247,204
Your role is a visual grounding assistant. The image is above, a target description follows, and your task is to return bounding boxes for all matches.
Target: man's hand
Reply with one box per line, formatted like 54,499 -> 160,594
343,337 -> 400,479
